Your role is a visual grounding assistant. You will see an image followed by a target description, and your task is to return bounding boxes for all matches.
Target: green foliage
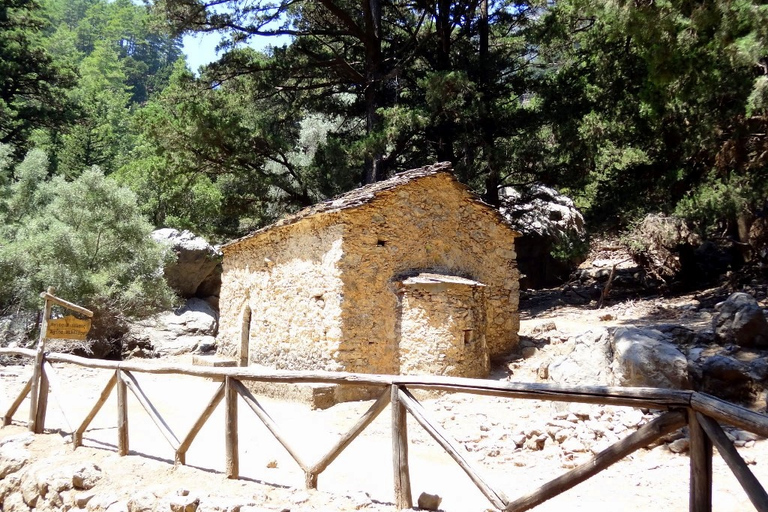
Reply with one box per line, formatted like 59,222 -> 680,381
531,0 -> 768,229
0,0 -> 75,152
0,145 -> 176,316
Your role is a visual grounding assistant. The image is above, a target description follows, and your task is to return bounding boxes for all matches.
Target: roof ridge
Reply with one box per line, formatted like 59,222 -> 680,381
222,162 -> 454,249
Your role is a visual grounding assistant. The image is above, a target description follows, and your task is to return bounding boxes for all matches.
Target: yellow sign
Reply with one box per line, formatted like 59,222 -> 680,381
46,315 -> 91,341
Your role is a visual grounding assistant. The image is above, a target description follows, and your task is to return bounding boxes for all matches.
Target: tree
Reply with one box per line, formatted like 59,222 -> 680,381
0,0 -> 75,152
0,144 -> 175,317
121,56 -> 361,237
529,0 -> 768,230
156,0 -> 431,183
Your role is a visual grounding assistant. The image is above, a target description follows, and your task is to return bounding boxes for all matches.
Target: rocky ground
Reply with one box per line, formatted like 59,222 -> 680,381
2,246 -> 768,512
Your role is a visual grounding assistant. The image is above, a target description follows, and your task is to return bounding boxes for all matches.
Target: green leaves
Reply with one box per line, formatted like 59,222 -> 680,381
0,146 -> 175,315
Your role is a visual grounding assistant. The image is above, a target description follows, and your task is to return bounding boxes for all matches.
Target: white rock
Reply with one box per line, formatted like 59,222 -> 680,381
621,409 -> 644,428
611,327 -> 689,389
106,500 -> 129,512
0,443 -> 30,479
169,495 -> 200,512
561,438 -> 587,453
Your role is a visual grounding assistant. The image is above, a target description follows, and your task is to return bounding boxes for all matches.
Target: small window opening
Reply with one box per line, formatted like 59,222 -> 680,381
377,239 -> 387,246
463,329 -> 474,346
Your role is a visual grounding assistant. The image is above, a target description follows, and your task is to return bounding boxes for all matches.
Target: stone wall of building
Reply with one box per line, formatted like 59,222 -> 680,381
336,173 -> 520,376
218,171 -> 520,392
217,220 -> 346,371
396,277 -> 489,378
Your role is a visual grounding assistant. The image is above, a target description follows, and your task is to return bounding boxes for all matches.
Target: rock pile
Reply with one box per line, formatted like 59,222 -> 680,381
519,291 -> 768,406
0,433 -> 103,512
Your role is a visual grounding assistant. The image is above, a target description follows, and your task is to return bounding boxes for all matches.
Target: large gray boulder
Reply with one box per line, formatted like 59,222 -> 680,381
548,329 -> 614,386
152,229 -> 222,299
498,184 -> 586,289
712,292 -> 768,347
124,298 -> 219,357
611,327 -> 690,389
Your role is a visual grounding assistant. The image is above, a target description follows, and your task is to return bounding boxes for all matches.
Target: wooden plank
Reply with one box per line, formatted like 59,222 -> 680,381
117,370 -> 129,456
231,379 -> 309,472
176,382 -> 225,465
225,376 -> 239,479
37,351 -> 696,409
406,383 -> 691,410
42,362 -> 74,432
2,376 -> 32,426
691,393 -> 768,438
689,409 -> 712,512
505,410 -> 687,512
0,348 -> 36,358
74,373 -> 117,448
38,291 -> 93,317
391,385 -> 412,510
307,387 -> 391,488
398,387 -> 508,510
122,370 -> 180,451
33,359 -> 50,434
696,412 -> 768,511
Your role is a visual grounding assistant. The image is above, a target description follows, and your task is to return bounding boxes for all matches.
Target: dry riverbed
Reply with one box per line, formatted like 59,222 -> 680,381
2,289 -> 768,511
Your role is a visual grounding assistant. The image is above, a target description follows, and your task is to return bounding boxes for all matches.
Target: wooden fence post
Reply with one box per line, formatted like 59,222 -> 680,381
28,293 -> 52,432
33,353 -> 49,434
117,370 -> 129,456
225,376 -> 239,479
689,409 -> 712,512
696,412 -> 768,510
391,385 -> 412,509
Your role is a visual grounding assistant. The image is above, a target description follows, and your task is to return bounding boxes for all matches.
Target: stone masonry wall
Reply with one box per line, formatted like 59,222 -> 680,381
397,281 -> 489,378
336,173 -> 520,376
218,220 -> 345,371
218,171 -> 519,386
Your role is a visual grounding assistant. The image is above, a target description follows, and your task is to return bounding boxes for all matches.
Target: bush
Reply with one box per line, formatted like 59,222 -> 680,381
0,147 -> 176,340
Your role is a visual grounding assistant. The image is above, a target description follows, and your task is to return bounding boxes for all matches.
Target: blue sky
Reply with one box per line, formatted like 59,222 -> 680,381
182,32 -> 291,73
182,33 -> 222,73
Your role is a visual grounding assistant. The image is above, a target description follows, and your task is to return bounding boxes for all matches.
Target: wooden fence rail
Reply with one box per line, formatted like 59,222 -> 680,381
2,347 -> 768,511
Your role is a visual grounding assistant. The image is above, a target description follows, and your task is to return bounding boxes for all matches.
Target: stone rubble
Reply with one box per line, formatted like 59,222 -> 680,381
0,431 -> 385,512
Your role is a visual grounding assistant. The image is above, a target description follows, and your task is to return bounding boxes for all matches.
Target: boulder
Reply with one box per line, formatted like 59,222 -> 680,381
0,443 -> 30,479
0,311 -> 37,349
71,463 -> 102,490
611,327 -> 690,389
124,298 -> 219,357
152,229 -> 222,299
498,184 -> 586,288
712,292 -> 768,347
697,354 -> 757,403
701,355 -> 751,382
417,492 -> 442,511
548,329 -> 614,386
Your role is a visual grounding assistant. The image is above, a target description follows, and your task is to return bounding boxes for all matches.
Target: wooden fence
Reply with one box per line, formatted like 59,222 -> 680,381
2,346 -> 768,511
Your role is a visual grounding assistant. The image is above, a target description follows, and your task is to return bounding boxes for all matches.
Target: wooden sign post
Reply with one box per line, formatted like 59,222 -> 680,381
27,288 -> 93,433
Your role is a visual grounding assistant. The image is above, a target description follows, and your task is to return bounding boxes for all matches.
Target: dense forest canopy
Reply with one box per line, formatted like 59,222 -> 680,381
1,0 -> 767,315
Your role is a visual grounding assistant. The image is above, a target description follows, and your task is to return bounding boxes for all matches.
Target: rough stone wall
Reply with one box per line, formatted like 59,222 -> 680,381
337,173 -> 519,375
217,220 -> 345,371
218,172 -> 519,384
397,281 -> 489,378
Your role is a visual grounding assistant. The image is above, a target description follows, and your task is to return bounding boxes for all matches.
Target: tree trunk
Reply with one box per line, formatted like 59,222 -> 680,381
363,0 -> 385,184
479,0 -> 499,206
432,0 -> 455,164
